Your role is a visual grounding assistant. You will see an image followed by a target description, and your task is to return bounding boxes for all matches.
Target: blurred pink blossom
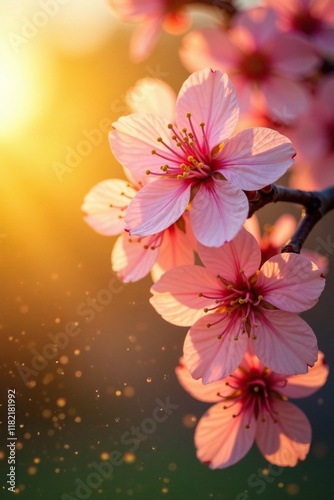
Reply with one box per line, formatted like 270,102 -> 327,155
289,74 -> 334,190
175,349 -> 329,468
265,0 -> 334,55
244,214 -> 329,273
109,68 -> 295,247
180,7 -> 319,121
108,0 -> 191,61
150,228 -> 325,382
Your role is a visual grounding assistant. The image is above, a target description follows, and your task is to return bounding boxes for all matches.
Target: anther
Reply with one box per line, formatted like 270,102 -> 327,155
146,169 -> 151,175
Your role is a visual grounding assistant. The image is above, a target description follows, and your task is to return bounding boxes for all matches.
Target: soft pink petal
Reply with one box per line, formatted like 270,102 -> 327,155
175,358 -> 231,403
269,214 -> 297,249
197,227 -> 261,282
300,249 -> 329,275
190,178 -> 249,246
130,14 -> 163,62
282,351 -> 329,398
151,216 -> 195,282
317,74 -> 334,122
255,400 -> 311,466
264,0 -> 299,16
313,27 -> 334,54
233,7 -> 278,48
195,402 -> 256,468
125,178 -> 192,236
82,179 -> 136,236
179,28 -> 241,75
243,214 -> 261,244
112,233 -> 160,282
271,34 -> 319,77
150,265 -> 222,327
257,253 -> 325,312
126,78 -> 176,120
217,127 -> 295,190
184,314 -> 249,383
252,310 -> 318,375
108,0 -> 160,20
175,68 -> 239,150
109,113 -> 180,175
261,75 -> 311,122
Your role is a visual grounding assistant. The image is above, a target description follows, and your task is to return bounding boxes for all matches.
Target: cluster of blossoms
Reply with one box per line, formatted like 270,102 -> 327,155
83,0 -> 333,471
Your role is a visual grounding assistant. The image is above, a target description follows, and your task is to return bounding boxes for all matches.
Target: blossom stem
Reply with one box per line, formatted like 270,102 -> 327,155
247,185 -> 334,253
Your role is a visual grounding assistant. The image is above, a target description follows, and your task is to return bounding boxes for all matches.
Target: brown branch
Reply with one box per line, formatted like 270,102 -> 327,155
246,185 -> 334,254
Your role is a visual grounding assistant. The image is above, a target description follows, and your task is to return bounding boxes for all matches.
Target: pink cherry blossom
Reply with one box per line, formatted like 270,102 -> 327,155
265,0 -> 334,55
175,349 -> 329,468
109,68 -> 295,247
288,74 -> 334,190
150,228 -> 325,382
83,78 -> 196,282
107,0 -> 191,62
82,171 -> 196,283
180,7 -> 319,121
244,214 -> 329,273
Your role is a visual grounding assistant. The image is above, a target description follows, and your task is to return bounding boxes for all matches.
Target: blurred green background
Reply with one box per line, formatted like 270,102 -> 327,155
0,1 -> 333,498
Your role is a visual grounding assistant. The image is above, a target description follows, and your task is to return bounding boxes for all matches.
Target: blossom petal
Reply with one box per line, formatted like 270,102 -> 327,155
258,253 -> 325,312
252,310 -> 318,375
271,34 -> 319,77
216,128 -> 295,190
175,68 -> 239,150
197,227 -> 261,281
190,178 -> 249,246
233,7 -> 278,48
255,400 -> 311,466
282,352 -> 329,398
151,215 -> 196,282
111,233 -> 160,282
82,179 -> 136,236
126,78 -> 176,120
261,76 -> 311,122
184,314 -> 249,383
129,14 -> 163,62
175,358 -> 230,403
109,113 -> 180,175
180,28 -> 241,73
125,178 -> 192,236
150,265 -> 222,327
195,402 -> 256,468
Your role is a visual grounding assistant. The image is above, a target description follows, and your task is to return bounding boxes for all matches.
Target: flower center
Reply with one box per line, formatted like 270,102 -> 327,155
146,113 -> 212,181
199,270 -> 263,340
240,52 -> 271,81
219,367 -> 288,427
292,11 -> 320,36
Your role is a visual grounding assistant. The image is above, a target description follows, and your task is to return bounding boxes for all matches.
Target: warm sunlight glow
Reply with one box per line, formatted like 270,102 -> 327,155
0,49 -> 54,137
